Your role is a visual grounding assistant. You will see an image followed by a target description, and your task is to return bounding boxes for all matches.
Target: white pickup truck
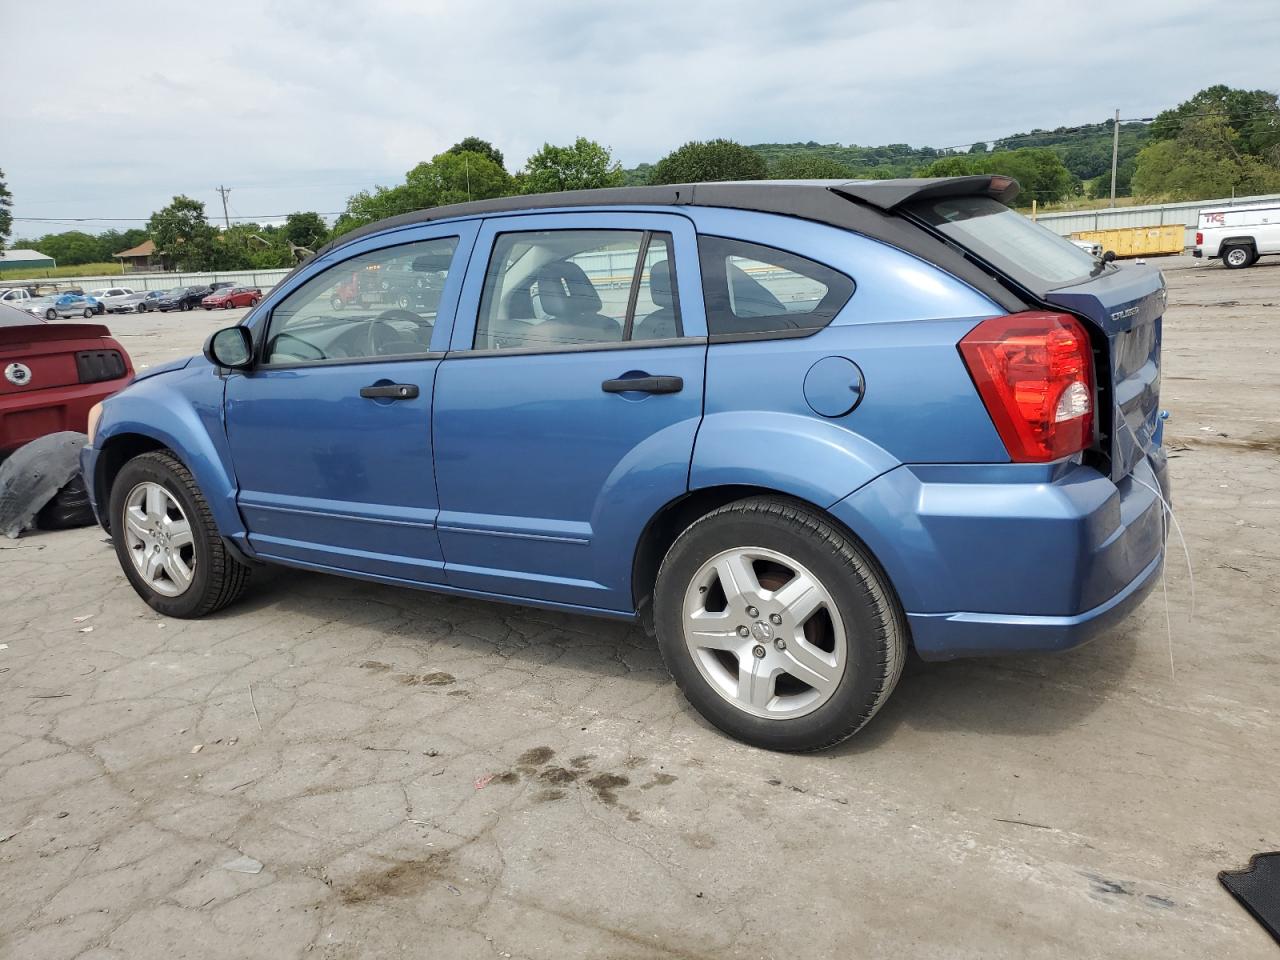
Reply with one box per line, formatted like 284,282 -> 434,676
1193,201 -> 1280,269
0,288 -> 37,306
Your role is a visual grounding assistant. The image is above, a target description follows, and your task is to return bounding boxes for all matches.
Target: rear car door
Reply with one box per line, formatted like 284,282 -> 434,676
222,221 -> 478,584
432,211 -> 708,612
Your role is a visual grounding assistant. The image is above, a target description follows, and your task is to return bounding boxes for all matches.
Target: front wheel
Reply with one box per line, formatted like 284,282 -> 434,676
109,451 -> 251,618
46,308 -> 58,320
654,496 -> 905,751
82,308 -> 94,318
1222,245 -> 1256,269
181,301 -> 191,311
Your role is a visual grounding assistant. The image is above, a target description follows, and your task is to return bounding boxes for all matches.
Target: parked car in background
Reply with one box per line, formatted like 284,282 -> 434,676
1,301 -> 134,456
201,286 -> 262,310
1194,200 -> 1280,268
209,282 -> 236,292
0,288 -> 38,306
1070,238 -> 1103,259
155,286 -> 212,312
25,294 -> 97,321
83,177 -> 1169,751
89,287 -> 136,311
109,290 -> 166,314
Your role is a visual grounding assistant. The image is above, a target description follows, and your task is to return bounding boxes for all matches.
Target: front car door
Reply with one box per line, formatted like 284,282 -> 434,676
222,221 -> 478,584
432,211 -> 708,612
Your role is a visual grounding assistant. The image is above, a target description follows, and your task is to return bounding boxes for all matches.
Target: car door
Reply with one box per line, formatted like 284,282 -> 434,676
433,211 -> 708,612
222,221 -> 478,584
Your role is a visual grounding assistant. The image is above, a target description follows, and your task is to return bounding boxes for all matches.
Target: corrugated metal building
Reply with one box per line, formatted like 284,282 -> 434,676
0,248 -> 55,271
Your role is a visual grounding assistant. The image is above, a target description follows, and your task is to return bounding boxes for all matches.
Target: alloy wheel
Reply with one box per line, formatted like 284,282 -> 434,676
681,547 -> 847,720
122,481 -> 196,597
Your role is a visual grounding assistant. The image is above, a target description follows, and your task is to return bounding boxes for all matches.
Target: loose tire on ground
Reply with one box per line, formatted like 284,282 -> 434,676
653,495 -> 906,752
109,450 -> 251,618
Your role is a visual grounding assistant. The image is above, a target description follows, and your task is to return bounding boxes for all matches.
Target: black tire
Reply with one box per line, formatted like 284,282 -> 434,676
82,308 -> 94,319
36,474 -> 96,530
653,496 -> 906,752
1222,245 -> 1256,269
137,303 -> 148,313
181,301 -> 191,311
95,303 -> 105,315
109,450 -> 251,618
45,308 -> 57,321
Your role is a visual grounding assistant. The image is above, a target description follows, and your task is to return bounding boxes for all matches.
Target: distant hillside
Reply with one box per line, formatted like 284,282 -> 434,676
623,121 -> 1150,191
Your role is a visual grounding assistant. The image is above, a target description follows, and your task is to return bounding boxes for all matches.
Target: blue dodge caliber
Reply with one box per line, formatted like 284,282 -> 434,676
82,177 -> 1169,750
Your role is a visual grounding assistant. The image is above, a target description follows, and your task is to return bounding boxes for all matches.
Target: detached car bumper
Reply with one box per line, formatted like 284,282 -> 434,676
832,450 -> 1169,660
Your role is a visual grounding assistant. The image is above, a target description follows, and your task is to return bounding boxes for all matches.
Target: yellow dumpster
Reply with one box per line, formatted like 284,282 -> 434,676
1071,224 -> 1185,258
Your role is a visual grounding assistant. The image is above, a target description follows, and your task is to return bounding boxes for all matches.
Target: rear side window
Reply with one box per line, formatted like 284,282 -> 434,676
698,236 -> 853,340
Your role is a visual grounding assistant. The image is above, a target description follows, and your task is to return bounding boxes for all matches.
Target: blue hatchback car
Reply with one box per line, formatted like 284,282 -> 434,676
82,177 -> 1169,750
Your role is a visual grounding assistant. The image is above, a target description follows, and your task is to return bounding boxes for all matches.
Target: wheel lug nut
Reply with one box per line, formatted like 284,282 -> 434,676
737,626 -> 750,637
752,645 -> 766,659
746,606 -> 759,618
774,638 -> 787,651
769,613 -> 783,625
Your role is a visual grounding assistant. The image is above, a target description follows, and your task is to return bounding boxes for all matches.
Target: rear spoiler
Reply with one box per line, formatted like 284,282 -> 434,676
0,322 -> 112,346
832,175 -> 1020,211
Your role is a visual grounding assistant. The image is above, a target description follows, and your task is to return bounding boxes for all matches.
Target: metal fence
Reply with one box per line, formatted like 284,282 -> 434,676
1034,193 -> 1280,248
0,268 -> 294,293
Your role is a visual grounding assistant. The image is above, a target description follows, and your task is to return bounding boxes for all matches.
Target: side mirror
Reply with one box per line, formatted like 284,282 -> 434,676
204,326 -> 253,369
1102,250 -> 1117,263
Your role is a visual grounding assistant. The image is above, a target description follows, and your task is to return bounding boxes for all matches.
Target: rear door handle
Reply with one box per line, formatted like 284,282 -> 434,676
601,375 -> 683,394
360,383 -> 419,400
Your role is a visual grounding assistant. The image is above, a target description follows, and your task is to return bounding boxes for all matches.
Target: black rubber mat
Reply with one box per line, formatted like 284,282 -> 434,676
1220,853 -> 1280,946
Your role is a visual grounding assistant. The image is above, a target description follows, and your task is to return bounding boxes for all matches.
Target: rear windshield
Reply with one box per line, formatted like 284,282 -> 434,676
908,195 -> 1102,291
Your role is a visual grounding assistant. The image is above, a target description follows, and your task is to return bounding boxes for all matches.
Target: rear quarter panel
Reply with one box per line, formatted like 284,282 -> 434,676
685,208 -> 1008,507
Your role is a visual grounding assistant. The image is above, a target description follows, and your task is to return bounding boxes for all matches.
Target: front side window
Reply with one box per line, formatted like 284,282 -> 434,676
698,236 -> 854,339
475,229 -> 681,351
263,236 -> 458,364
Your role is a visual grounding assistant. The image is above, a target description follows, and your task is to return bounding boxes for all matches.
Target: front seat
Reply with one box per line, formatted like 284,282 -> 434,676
534,261 -> 621,346
633,259 -> 678,340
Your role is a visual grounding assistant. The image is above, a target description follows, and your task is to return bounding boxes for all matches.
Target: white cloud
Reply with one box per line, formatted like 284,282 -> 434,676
2,0 -> 1276,234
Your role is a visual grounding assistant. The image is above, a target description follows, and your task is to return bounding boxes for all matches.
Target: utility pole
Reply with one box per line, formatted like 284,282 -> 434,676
1109,109 -> 1120,208
216,185 -> 232,229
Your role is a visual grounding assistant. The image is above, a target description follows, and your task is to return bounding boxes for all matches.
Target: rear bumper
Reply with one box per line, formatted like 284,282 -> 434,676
831,450 -> 1169,660
0,379 -> 126,455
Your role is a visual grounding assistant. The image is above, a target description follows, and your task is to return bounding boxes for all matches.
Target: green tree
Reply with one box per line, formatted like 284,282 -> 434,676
0,169 -> 11,253
768,154 -> 855,179
283,211 -> 328,250
1132,115 -> 1280,200
919,148 -> 1075,207
32,231 -> 102,266
520,138 -> 625,194
648,139 -> 767,184
446,136 -> 505,170
1150,85 -> 1280,157
335,151 -> 514,236
967,142 -> 988,154
148,195 -> 217,270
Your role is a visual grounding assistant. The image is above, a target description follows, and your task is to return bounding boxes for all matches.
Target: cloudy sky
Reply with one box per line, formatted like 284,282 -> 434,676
3,0 -> 1277,237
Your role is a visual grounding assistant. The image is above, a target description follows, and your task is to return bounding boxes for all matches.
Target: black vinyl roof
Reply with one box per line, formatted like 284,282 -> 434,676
303,175 -> 1027,312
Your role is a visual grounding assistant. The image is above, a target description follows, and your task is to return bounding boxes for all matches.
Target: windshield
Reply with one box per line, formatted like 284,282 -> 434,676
908,195 -> 1102,291
165,288 -> 186,296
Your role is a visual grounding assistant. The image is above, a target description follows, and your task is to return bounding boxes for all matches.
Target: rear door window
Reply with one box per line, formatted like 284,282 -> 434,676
908,195 -> 1101,291
697,236 -> 853,341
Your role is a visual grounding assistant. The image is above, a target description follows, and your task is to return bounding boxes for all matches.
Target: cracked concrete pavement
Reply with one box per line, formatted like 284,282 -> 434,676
1,259 -> 1277,959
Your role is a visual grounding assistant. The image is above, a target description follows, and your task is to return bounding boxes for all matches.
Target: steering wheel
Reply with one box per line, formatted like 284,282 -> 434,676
366,309 -> 433,356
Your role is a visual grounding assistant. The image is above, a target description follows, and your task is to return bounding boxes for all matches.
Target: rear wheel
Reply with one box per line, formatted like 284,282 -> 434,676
654,496 -> 905,751
137,303 -> 148,313
1223,245 -> 1256,269
82,308 -> 93,318
109,451 -> 251,618
181,301 -> 191,311
45,308 -> 57,320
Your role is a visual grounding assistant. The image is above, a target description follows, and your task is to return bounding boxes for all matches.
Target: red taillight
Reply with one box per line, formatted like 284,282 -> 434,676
958,312 -> 1095,462
1195,231 -> 1203,245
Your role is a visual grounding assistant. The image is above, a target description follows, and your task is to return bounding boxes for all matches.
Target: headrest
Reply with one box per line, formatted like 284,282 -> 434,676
536,260 -> 601,318
649,259 -> 673,309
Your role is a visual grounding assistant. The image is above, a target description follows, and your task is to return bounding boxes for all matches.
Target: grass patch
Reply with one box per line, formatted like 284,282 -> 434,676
0,261 -> 124,279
